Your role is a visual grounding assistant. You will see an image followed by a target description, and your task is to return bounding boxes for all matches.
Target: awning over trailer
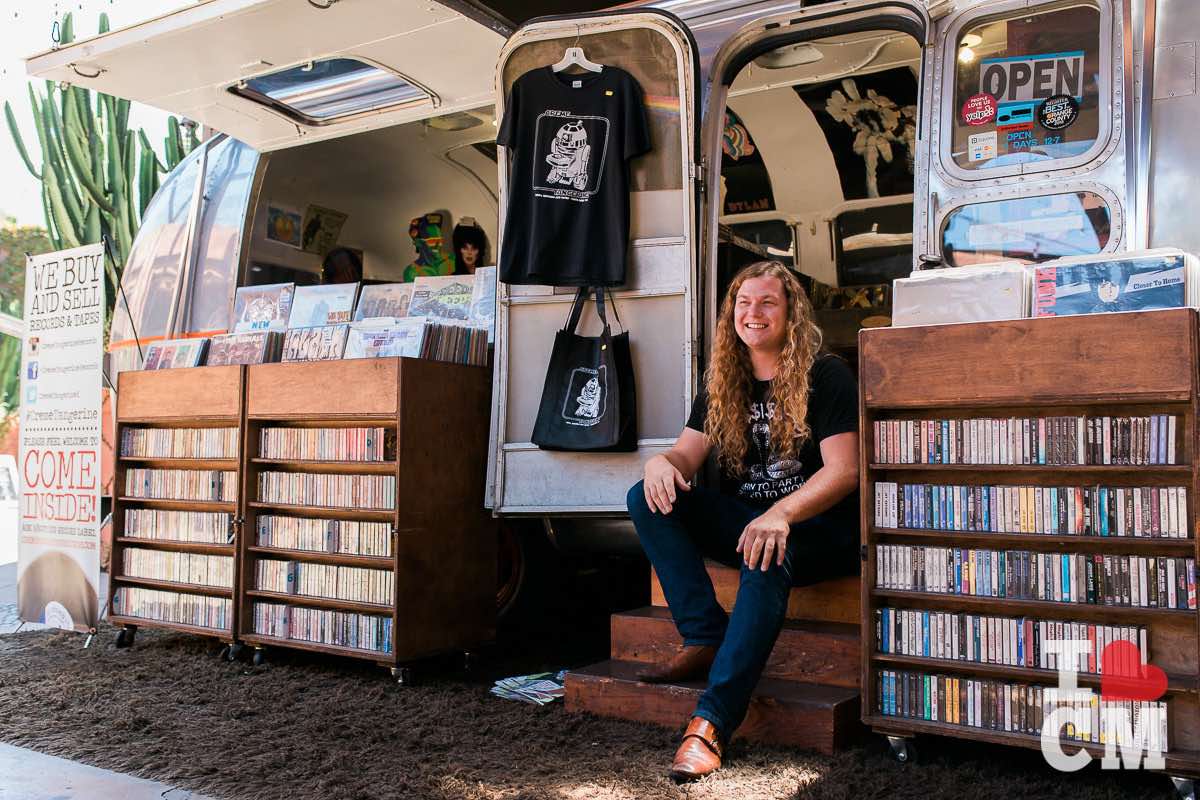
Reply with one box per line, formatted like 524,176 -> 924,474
25,0 -> 511,152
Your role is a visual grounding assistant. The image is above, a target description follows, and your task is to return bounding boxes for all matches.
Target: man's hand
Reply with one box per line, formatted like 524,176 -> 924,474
643,454 -> 691,514
737,508 -> 791,571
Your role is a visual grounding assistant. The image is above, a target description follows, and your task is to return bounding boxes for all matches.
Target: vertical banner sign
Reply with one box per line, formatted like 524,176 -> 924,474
17,243 -> 105,631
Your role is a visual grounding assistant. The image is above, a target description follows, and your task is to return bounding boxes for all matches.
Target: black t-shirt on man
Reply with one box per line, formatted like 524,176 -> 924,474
686,354 -> 860,527
496,66 -> 651,287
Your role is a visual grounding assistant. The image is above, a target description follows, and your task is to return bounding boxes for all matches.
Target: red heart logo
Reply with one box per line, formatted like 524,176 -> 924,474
1100,641 -> 1167,701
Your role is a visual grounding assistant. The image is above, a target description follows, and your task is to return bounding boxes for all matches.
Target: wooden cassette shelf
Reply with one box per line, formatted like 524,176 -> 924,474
237,357 -> 496,672
110,366 -> 245,647
859,309 -> 1200,779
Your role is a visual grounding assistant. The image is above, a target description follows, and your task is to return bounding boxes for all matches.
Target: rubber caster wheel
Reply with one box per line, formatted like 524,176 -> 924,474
226,643 -> 244,662
1172,777 -> 1196,800
391,666 -> 414,686
114,626 -> 136,648
887,735 -> 917,764
251,648 -> 266,667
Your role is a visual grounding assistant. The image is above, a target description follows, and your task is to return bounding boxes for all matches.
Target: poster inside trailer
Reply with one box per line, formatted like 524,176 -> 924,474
17,243 -> 105,632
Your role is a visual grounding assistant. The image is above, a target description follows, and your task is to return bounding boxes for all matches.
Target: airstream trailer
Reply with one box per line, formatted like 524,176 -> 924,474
24,0 -> 1188,544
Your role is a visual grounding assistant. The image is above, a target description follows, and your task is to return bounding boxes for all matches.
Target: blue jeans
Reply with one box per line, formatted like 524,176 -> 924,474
626,481 -> 858,741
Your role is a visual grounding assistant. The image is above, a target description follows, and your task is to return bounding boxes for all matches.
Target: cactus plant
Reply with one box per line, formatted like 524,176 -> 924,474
4,12 -> 197,319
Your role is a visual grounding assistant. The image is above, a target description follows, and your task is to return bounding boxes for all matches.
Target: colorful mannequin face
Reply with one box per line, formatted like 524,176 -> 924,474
403,213 -> 454,281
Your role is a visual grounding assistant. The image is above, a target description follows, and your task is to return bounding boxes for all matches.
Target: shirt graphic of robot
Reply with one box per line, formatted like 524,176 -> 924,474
546,121 -> 592,191
532,113 -> 610,201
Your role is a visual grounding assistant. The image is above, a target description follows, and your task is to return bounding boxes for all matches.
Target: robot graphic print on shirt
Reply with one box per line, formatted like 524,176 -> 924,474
546,122 -> 591,190
533,112 -> 610,202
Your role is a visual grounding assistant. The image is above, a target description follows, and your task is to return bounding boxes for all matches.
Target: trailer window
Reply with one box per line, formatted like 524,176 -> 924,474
231,58 -> 429,125
950,4 -> 1102,173
186,138 -> 259,332
941,191 -> 1112,266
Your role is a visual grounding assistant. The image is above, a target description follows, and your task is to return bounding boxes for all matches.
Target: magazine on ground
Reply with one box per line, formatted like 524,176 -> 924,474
354,283 -> 415,321
1033,249 -> 1199,318
281,324 -> 350,362
407,274 -> 474,321
231,283 -> 295,332
287,282 -> 361,328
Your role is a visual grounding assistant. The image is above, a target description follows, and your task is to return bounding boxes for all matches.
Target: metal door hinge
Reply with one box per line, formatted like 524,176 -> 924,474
689,159 -> 706,189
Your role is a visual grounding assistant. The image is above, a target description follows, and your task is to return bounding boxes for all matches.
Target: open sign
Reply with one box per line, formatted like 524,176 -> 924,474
980,51 -> 1085,104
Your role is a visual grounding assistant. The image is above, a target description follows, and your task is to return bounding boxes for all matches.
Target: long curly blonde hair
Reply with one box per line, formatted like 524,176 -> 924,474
706,261 -> 824,474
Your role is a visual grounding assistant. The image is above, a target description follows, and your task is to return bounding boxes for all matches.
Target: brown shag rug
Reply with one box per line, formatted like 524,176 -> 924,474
0,625 -> 1178,800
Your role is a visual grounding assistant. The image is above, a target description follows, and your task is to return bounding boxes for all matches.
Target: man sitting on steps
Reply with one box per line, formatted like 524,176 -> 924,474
626,260 -> 861,782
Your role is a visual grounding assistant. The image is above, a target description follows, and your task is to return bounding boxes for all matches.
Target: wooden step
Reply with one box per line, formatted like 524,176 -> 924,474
610,606 -> 860,688
650,560 -> 861,625
564,659 -> 862,755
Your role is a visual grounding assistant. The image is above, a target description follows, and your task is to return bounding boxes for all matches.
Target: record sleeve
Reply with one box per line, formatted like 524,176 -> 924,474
468,266 -> 497,342
142,338 -> 210,370
1033,249 -> 1195,317
205,331 -> 280,366
287,283 -> 361,328
354,283 -> 414,321
231,282 -> 295,332
344,318 -> 428,359
281,324 -> 350,362
407,274 -> 474,321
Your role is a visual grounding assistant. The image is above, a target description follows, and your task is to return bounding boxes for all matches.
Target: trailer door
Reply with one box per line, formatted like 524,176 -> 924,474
490,10 -> 701,514
24,0 -> 510,153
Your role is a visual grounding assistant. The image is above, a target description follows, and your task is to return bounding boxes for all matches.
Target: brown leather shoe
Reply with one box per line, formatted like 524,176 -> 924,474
635,645 -> 717,683
670,717 -> 723,782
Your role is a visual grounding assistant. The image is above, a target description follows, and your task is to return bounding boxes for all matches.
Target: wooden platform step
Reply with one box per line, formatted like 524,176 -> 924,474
610,606 -> 860,688
564,659 -> 862,755
651,560 -> 861,625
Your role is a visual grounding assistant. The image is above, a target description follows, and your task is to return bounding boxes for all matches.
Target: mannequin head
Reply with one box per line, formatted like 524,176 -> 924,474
452,223 -> 488,275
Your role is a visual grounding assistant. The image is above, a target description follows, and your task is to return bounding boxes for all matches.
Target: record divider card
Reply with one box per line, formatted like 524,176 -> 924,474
858,309 -> 1200,778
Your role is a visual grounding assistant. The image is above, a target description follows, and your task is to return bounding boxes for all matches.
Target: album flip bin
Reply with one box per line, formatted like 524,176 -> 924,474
236,357 -> 496,675
110,366 -> 246,648
859,309 -> 1200,780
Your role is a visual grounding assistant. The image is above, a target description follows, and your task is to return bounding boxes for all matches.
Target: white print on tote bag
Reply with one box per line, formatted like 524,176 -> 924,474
533,112 -> 610,202
562,365 -> 608,427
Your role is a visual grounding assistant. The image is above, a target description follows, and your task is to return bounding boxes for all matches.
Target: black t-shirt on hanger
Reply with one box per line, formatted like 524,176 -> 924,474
496,65 -> 652,287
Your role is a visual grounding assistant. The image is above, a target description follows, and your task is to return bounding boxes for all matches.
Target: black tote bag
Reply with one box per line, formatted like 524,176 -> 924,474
531,287 -> 637,452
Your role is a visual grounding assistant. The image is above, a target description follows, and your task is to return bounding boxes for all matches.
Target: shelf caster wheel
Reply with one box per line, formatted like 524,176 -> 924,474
114,626 -> 137,649
391,666 -> 413,686
1171,777 -> 1196,800
226,643 -> 244,662
887,735 -> 916,764
251,648 -> 266,667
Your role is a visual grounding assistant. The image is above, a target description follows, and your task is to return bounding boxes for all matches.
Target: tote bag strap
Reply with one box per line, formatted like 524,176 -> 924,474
604,287 -> 625,334
564,287 -> 589,333
563,286 -> 614,339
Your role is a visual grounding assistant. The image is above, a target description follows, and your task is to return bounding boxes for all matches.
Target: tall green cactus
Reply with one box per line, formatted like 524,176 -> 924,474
4,12 -> 197,317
